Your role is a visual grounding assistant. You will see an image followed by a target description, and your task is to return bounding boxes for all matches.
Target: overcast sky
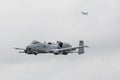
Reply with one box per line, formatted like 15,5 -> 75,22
0,0 -> 120,80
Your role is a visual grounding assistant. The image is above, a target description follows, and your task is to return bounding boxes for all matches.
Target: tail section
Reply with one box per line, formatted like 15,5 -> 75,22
78,40 -> 84,54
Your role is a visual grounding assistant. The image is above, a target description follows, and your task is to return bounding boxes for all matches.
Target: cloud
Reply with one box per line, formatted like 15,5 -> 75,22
0,0 -> 120,80
0,51 -> 120,80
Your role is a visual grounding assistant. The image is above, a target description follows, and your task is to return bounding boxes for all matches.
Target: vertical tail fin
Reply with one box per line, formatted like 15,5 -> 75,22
78,40 -> 84,54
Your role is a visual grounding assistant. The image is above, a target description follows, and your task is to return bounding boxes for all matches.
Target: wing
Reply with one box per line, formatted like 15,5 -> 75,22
14,48 -> 26,53
53,46 -> 88,53
14,48 -> 25,50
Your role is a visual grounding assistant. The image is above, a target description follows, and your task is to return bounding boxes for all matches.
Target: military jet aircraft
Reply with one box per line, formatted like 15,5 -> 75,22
15,40 -> 88,55
81,11 -> 88,15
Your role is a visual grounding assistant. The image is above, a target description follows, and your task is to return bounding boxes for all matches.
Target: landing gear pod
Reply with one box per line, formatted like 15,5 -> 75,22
78,40 -> 84,54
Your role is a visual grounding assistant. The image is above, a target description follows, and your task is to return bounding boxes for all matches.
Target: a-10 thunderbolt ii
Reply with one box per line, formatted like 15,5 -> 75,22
81,11 -> 88,15
15,40 -> 88,55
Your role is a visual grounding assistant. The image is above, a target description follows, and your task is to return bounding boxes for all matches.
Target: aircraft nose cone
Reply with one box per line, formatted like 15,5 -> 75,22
24,47 -> 32,53
24,49 -> 27,53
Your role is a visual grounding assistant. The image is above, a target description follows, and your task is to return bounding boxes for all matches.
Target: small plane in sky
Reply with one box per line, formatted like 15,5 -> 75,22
15,40 -> 88,55
81,11 -> 88,15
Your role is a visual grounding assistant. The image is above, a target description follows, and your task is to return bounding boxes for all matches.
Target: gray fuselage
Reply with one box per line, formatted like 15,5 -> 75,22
25,41 -> 72,54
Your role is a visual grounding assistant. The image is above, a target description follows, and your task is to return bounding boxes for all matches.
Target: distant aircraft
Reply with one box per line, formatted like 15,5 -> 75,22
15,40 -> 89,55
81,11 -> 88,15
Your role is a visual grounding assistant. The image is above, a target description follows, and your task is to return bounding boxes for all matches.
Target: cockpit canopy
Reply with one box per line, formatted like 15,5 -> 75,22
31,40 -> 40,44
48,42 -> 52,45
